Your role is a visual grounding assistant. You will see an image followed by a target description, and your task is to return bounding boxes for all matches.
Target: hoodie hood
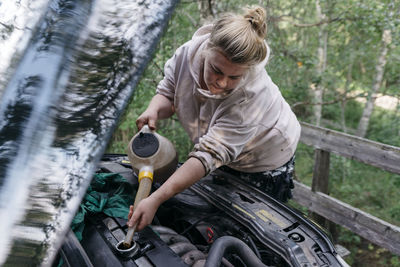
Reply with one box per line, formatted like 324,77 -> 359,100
187,25 -> 211,90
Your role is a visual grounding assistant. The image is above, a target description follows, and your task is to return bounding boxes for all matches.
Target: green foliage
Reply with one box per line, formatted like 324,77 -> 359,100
367,106 -> 400,146
391,256 -> 400,267
338,227 -> 361,245
107,1 -> 199,156
337,226 -> 400,267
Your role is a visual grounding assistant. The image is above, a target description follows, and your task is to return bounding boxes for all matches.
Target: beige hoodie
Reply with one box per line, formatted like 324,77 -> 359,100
156,25 -> 301,174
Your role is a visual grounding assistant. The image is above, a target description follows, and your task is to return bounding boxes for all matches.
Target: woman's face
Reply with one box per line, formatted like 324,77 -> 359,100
202,49 -> 248,95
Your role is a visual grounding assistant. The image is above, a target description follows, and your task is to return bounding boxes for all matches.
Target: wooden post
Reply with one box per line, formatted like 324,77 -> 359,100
312,149 -> 330,193
310,149 -> 338,242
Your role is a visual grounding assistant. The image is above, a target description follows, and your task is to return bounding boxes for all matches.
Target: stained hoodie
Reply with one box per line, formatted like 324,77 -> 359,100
156,25 -> 301,175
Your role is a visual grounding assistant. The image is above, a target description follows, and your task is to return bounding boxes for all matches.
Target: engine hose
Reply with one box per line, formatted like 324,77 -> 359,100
180,212 -> 220,236
205,236 -> 270,267
246,235 -> 262,259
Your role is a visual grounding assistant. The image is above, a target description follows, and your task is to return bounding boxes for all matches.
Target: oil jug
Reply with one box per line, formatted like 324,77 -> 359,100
119,125 -> 178,251
127,124 -> 178,183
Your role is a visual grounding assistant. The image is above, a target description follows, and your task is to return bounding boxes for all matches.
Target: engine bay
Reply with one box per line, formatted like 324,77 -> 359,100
56,154 -> 347,267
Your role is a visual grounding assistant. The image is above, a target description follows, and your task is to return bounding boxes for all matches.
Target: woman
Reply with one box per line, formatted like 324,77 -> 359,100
128,6 -> 301,231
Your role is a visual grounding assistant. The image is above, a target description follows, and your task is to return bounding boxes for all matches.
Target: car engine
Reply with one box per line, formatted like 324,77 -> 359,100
56,154 -> 347,267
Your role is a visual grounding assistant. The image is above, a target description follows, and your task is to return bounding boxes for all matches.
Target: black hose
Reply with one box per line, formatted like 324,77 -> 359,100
205,236 -> 270,267
246,235 -> 262,260
180,212 -> 220,236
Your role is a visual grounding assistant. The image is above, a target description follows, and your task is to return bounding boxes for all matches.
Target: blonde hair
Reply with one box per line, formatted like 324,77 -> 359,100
208,6 -> 268,66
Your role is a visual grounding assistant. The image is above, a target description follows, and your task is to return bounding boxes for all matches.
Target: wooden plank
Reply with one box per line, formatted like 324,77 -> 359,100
292,180 -> 400,255
300,122 -> 400,174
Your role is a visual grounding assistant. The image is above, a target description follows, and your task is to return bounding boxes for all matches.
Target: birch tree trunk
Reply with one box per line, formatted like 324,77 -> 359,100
340,59 -> 354,134
356,29 -> 392,137
397,99 -> 400,137
313,0 -> 328,126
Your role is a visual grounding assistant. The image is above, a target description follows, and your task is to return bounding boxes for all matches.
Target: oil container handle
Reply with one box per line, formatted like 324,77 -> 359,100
140,124 -> 153,134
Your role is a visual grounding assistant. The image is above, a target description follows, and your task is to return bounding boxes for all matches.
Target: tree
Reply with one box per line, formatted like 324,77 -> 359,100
197,0 -> 214,25
356,19 -> 393,137
313,0 -> 328,126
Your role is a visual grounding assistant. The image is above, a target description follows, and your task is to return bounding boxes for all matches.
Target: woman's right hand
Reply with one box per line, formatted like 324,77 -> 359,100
127,196 -> 160,231
136,109 -> 158,130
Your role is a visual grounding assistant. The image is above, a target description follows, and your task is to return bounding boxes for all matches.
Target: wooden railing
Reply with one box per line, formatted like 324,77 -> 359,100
292,122 -> 400,255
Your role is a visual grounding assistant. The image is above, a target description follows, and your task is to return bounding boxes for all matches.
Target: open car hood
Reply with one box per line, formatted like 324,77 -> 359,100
0,0 -> 178,265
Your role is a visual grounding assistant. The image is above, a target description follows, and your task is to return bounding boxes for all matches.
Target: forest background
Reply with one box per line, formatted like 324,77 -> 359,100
107,0 -> 400,266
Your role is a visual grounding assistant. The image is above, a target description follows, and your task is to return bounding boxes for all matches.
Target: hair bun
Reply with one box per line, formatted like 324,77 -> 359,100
244,6 -> 267,38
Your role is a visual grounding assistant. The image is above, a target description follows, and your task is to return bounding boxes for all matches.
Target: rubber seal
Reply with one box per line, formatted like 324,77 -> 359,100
138,171 -> 154,182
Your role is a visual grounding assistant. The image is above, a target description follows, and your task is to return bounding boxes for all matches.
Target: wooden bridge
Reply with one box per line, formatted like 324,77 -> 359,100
292,122 -> 400,256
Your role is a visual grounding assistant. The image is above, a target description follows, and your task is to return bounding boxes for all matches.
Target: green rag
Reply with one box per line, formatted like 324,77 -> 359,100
71,173 -> 135,241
